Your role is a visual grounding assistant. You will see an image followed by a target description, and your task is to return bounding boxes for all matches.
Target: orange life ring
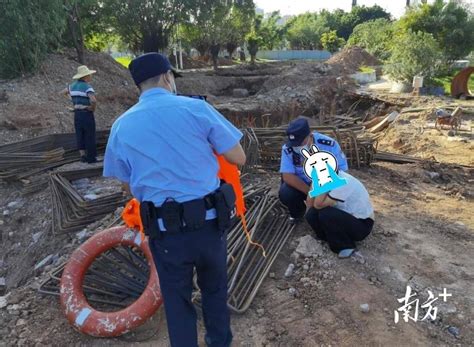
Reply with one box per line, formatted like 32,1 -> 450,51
60,226 -> 162,337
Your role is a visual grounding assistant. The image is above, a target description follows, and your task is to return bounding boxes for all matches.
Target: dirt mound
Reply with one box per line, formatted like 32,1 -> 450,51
0,49 -> 138,137
168,54 -> 209,69
327,46 -> 381,73
177,61 -> 358,127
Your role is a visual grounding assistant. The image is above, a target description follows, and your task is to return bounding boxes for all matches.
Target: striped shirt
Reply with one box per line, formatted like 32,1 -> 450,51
69,80 -> 95,109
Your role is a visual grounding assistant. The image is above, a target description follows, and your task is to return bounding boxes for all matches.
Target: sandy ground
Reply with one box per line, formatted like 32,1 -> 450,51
1,160 -> 472,346
0,52 -> 473,346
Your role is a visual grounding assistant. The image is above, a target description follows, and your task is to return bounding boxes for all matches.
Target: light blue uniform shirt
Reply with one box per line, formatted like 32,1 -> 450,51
279,132 -> 348,185
103,88 -> 242,206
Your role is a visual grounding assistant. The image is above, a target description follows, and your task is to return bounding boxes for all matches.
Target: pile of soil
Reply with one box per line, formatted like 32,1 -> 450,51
0,49 -> 138,142
327,46 -> 381,73
168,54 -> 209,69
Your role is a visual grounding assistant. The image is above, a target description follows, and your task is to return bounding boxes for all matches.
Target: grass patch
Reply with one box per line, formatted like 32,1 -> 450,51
359,65 -> 375,73
115,56 -> 132,68
432,69 -> 474,94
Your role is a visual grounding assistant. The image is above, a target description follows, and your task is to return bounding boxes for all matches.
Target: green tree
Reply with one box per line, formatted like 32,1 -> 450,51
259,11 -> 285,50
102,0 -> 193,53
0,0 -> 65,78
385,30 -> 442,82
246,31 -> 262,64
321,31 -> 345,53
183,0 -> 233,69
63,0 -> 117,54
182,1 -> 255,69
223,1 -> 255,57
285,13 -> 329,50
398,0 -> 474,61
347,19 -> 395,60
340,5 -> 391,40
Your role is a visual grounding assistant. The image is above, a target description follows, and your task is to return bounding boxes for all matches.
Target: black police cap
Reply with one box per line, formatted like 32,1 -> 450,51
129,52 -> 182,86
286,118 -> 310,147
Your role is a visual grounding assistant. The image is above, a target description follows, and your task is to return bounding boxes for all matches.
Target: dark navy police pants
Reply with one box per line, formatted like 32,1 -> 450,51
278,182 -> 307,218
149,220 -> 232,347
305,207 -> 373,253
74,110 -> 97,162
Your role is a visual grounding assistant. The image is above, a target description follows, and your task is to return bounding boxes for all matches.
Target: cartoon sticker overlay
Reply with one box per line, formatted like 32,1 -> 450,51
299,145 -> 347,198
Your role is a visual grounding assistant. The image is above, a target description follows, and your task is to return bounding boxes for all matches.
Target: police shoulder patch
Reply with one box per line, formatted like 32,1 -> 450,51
317,138 -> 334,146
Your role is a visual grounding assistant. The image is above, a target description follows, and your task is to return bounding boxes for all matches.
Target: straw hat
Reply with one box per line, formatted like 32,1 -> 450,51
73,65 -> 96,80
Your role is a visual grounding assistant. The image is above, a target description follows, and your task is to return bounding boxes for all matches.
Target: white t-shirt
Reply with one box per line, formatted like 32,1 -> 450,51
328,171 -> 374,220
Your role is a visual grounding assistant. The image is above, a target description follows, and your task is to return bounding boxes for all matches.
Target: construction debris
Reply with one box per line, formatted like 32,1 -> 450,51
365,111 -> 399,133
374,151 -> 428,164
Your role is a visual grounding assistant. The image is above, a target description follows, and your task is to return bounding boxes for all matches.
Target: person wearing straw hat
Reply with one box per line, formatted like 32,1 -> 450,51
61,65 -> 98,163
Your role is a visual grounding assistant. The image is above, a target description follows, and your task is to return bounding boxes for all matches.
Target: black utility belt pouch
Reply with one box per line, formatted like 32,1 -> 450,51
182,198 -> 206,230
160,199 -> 183,233
139,201 -> 160,239
214,183 -> 237,231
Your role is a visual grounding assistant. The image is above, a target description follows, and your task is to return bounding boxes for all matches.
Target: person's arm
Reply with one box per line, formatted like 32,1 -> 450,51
222,143 -> 246,166
282,173 -> 310,194
87,93 -> 97,112
197,101 -> 245,165
60,86 -> 70,98
312,193 -> 337,209
279,146 -> 309,193
103,130 -> 132,186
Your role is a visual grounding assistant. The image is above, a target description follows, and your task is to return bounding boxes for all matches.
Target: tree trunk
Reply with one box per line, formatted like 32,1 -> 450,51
65,1 -> 85,64
249,45 -> 258,65
226,42 -> 238,58
210,44 -> 220,71
196,43 -> 210,58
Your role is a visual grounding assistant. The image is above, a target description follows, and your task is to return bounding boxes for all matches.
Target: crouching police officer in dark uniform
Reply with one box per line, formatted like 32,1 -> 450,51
279,118 -> 348,222
103,53 -> 246,347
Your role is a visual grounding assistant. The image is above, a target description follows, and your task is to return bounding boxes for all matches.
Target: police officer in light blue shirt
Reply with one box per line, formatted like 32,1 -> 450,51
103,53 -> 246,347
279,118 -> 348,221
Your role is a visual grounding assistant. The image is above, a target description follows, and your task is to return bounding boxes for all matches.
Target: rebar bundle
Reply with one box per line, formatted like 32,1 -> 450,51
242,126 -> 375,171
50,166 -> 128,233
41,178 -> 294,316
0,131 -> 109,193
38,245 -> 149,310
